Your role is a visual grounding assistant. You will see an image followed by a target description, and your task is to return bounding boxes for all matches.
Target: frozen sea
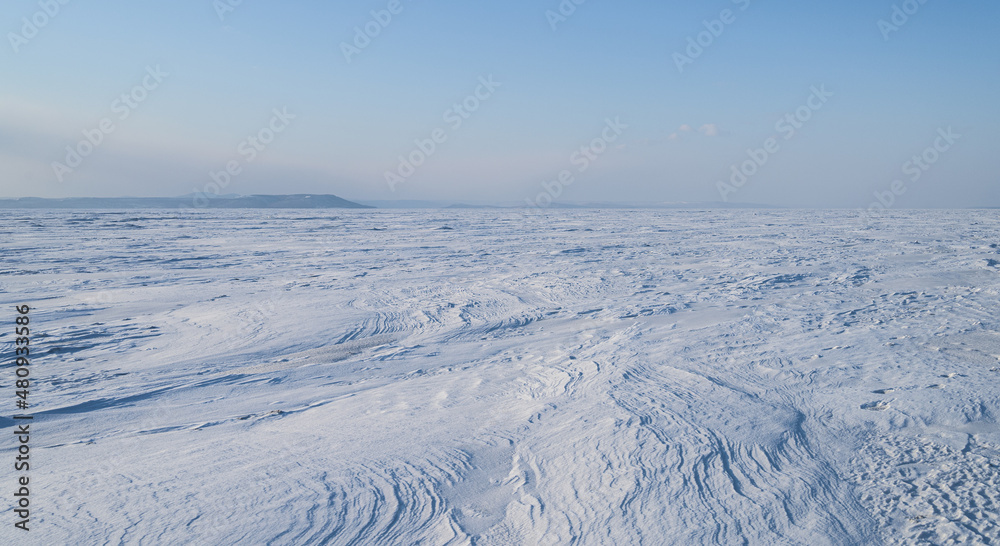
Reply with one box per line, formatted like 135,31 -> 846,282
2,209 -> 1000,545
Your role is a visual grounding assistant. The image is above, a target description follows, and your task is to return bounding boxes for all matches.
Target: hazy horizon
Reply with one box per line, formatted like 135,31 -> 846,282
2,194 -> 1000,211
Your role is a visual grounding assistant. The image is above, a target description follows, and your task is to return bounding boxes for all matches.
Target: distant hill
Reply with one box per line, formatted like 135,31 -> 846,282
0,194 -> 373,209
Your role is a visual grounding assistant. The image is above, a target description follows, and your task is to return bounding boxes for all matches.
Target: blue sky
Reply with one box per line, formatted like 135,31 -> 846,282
2,0 -> 998,207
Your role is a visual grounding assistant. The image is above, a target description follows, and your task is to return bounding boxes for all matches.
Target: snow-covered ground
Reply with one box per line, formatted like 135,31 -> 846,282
2,209 -> 999,545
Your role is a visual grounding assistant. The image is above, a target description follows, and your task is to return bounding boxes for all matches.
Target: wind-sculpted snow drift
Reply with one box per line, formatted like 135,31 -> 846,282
2,209 -> 999,545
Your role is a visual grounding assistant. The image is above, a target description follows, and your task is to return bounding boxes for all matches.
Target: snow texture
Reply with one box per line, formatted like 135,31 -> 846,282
1,209 -> 999,545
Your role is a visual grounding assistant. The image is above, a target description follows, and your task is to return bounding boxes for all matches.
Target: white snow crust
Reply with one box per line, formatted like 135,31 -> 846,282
2,209 -> 999,545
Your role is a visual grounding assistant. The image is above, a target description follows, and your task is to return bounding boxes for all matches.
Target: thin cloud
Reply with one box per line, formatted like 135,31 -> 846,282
666,123 -> 725,142
699,124 -> 719,137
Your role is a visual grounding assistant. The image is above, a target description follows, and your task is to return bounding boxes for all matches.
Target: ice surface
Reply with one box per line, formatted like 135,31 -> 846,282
1,209 -> 999,545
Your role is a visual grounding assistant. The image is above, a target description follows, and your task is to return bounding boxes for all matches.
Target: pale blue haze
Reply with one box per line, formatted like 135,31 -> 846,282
1,0 -> 997,206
